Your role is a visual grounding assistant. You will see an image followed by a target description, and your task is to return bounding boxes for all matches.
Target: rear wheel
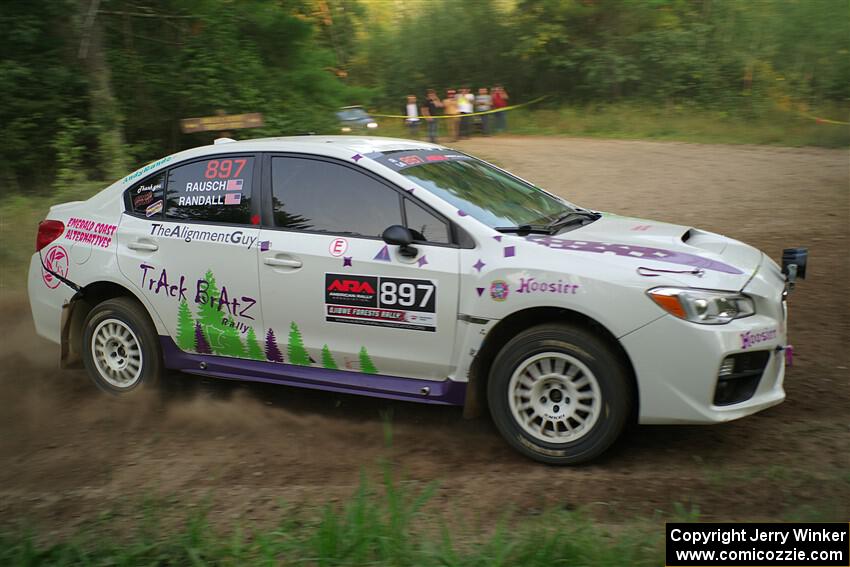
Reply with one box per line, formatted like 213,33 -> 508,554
487,323 -> 631,464
82,297 -> 162,394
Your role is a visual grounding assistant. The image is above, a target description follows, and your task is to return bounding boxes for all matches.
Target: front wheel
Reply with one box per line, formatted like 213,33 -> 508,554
487,323 -> 632,464
81,297 -> 163,394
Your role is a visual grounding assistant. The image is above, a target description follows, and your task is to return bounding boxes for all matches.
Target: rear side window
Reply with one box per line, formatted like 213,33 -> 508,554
127,172 -> 166,218
165,156 -> 255,224
271,157 -> 402,237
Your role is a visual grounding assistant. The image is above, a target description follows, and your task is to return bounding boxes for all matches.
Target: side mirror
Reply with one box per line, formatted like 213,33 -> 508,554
382,225 -> 418,258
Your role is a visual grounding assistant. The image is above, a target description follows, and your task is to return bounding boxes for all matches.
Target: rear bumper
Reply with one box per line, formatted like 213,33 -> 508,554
27,254 -> 75,345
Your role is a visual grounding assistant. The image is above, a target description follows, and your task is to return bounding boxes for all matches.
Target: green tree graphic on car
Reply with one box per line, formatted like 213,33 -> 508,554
245,327 -> 264,360
288,321 -> 311,366
195,270 -> 229,354
176,300 -> 195,351
321,344 -> 338,370
359,346 -> 378,374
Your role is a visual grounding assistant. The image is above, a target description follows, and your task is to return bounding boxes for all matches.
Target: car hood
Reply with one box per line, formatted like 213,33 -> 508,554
521,212 -> 762,291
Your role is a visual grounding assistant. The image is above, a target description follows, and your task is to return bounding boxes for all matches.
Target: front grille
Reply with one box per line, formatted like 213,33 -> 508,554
713,351 -> 770,406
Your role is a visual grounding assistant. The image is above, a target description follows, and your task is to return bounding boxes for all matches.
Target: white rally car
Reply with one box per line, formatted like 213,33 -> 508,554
28,136 -> 807,464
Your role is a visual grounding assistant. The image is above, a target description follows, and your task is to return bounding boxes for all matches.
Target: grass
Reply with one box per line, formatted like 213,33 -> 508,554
0,463 -> 663,566
371,102 -> 850,148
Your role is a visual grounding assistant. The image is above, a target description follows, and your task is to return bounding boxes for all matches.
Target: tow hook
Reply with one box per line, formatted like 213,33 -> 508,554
776,344 -> 794,367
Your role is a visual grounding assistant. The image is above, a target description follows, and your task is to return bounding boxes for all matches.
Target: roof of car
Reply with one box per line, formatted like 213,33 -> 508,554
204,135 -> 442,156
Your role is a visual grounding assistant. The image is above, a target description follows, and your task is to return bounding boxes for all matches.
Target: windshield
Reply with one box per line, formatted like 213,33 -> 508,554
398,158 -> 573,228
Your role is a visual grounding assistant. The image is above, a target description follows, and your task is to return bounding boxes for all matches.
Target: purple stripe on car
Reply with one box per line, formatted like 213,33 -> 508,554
160,338 -> 466,406
525,235 -> 743,275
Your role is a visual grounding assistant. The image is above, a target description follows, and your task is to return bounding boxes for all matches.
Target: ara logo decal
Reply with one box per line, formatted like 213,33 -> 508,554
325,273 -> 437,332
42,245 -> 69,289
327,277 -> 377,295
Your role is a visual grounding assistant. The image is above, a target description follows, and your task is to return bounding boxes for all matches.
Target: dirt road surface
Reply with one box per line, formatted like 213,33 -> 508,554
2,137 -> 848,536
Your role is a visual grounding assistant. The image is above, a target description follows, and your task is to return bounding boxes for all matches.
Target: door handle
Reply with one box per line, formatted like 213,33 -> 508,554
128,241 -> 158,252
264,257 -> 302,268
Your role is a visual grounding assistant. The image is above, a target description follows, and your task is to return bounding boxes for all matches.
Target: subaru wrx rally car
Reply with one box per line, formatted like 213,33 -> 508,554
29,136 -> 808,464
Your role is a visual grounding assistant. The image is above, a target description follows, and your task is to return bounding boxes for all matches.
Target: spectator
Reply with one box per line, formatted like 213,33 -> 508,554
423,89 -> 443,143
457,87 -> 474,138
492,85 -> 509,132
404,95 -> 420,139
475,87 -> 492,135
443,89 -> 460,141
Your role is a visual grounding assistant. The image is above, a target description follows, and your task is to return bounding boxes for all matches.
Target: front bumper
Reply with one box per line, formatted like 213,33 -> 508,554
624,255 -> 790,424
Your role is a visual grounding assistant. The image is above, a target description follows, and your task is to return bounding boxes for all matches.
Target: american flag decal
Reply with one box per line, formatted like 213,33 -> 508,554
224,192 -> 241,205
226,179 -> 243,191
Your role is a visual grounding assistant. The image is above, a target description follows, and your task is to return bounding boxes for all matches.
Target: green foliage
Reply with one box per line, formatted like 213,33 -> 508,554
175,300 -> 196,351
0,463 -> 662,565
51,118 -> 89,189
0,0 -> 89,191
321,344 -> 339,370
2,0 -> 848,193
287,321 -> 311,366
245,327 -> 265,360
358,346 -> 378,374
353,0 -> 850,113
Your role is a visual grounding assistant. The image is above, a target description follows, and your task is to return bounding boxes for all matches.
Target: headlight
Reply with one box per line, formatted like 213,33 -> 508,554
340,126 -> 352,133
366,122 -> 378,128
647,287 -> 755,325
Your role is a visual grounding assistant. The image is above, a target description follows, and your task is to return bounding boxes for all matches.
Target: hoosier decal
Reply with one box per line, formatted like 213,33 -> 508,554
324,273 -> 437,332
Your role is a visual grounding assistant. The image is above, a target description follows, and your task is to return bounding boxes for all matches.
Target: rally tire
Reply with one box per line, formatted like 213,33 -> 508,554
487,323 -> 631,465
81,297 -> 163,394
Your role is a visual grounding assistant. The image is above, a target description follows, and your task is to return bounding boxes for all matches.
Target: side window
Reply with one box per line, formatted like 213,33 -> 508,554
165,156 -> 254,224
271,157 -> 402,237
126,172 -> 166,218
404,198 -> 450,244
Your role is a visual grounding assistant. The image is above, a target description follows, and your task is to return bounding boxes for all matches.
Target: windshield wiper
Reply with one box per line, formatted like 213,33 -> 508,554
545,210 -> 601,232
494,224 -> 554,235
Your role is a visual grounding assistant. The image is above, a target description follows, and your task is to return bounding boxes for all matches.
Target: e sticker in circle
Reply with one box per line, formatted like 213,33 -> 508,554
329,237 -> 348,257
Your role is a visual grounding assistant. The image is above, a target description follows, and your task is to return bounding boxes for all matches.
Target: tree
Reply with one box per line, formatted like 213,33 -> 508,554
194,322 -> 211,354
245,327 -> 264,360
265,328 -> 283,363
321,344 -> 338,370
287,322 -> 311,366
176,300 -> 195,351
358,346 -> 378,374
76,0 -> 128,179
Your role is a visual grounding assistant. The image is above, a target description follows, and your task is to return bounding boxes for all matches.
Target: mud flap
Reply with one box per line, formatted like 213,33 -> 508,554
60,298 -> 83,369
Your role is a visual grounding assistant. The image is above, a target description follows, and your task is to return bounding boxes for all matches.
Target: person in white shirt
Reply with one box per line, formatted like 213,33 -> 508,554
404,95 -> 420,139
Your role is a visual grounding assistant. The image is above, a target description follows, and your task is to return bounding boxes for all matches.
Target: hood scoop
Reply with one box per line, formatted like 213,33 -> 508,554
680,228 -> 729,255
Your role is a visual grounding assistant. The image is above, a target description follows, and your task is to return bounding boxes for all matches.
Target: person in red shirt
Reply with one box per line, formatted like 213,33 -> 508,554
491,85 -> 509,132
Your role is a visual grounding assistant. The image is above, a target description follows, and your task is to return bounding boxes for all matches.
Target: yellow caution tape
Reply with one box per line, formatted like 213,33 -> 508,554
798,111 -> 850,126
369,96 -> 549,120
